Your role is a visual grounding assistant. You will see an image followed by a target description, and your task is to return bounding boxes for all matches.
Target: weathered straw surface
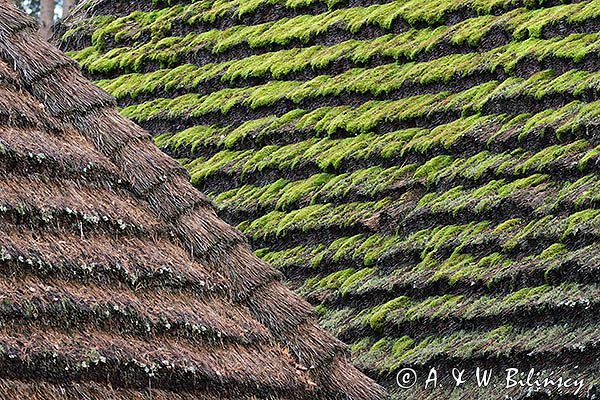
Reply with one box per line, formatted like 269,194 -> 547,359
58,0 -> 600,398
0,1 -> 387,399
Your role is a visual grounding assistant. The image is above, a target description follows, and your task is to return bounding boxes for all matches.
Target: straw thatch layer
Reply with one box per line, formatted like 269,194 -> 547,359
59,0 -> 600,398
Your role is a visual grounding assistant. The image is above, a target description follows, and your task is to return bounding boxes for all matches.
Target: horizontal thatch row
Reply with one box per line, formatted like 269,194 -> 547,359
234,172 -> 597,250
57,0 -> 400,53
0,274 -> 269,345
0,222 -> 222,290
272,235 -> 600,308
0,327 -> 311,395
331,282 -> 600,340
352,322 -> 600,379
122,66 -> 600,145
174,126 -> 597,215
0,173 -> 163,234
97,20 -> 596,106
281,213 -> 600,295
208,161 -> 598,233
0,378 -> 253,400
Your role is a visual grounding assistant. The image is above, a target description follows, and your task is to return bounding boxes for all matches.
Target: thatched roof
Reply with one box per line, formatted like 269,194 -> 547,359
57,0 -> 600,398
0,2 -> 387,399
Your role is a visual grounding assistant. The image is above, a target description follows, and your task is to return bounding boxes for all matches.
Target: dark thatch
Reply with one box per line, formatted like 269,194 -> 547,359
56,0 -> 600,398
0,2 -> 387,399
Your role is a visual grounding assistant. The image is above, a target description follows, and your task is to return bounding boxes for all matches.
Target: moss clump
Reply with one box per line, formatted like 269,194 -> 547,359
414,155 -> 454,185
505,285 -> 552,302
259,243 -> 328,270
314,304 -> 327,316
562,208 -> 600,239
352,337 -> 393,371
538,243 -> 567,260
388,336 -> 416,370
320,270 -> 353,290
368,296 -> 410,332
153,124 -> 231,153
239,198 -> 391,241
493,218 -> 523,235
339,268 -> 375,297
305,268 -> 357,292
186,150 -> 252,186
350,337 -> 372,355
515,140 -> 591,175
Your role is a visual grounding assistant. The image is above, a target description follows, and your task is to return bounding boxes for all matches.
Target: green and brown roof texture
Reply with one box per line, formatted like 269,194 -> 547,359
0,2 -> 387,399
58,0 -> 600,398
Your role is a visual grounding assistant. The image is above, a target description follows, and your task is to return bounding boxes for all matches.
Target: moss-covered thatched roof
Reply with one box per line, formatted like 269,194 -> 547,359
0,2 -> 386,399
59,0 -> 600,398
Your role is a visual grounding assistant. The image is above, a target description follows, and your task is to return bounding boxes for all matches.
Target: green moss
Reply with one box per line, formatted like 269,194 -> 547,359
73,4 -> 600,85
310,268 -> 357,291
392,324 -> 600,368
569,175 -> 600,209
405,294 -> 464,321
339,267 -> 375,297
350,337 -> 373,354
493,218 -> 522,235
154,125 -> 229,152
578,146 -> 600,171
89,40 -> 549,106
259,243 -> 328,269
385,335 -> 417,371
187,150 -> 252,186
450,14 -> 496,47
314,304 -> 327,317
354,234 -> 401,266
414,155 -> 454,185
240,196 -> 391,240
453,151 -> 518,182
61,15 -> 115,44
393,335 -> 433,366
329,234 -> 365,263
562,208 -> 600,239
434,254 -> 477,285
368,296 -> 410,332
538,243 -> 567,260
505,285 -> 552,302
70,0 -> 591,65
390,335 -> 415,359
510,3 -> 588,40
516,140 -> 590,174
351,336 -> 392,371
214,181 -> 282,213
501,215 -> 551,250
312,134 -> 373,170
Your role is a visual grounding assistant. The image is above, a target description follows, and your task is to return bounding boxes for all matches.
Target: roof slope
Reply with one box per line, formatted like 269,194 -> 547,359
0,2 -> 386,399
59,0 -> 600,398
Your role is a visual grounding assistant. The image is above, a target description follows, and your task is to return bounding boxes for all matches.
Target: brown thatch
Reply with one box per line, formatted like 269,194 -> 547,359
0,2 -> 387,399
